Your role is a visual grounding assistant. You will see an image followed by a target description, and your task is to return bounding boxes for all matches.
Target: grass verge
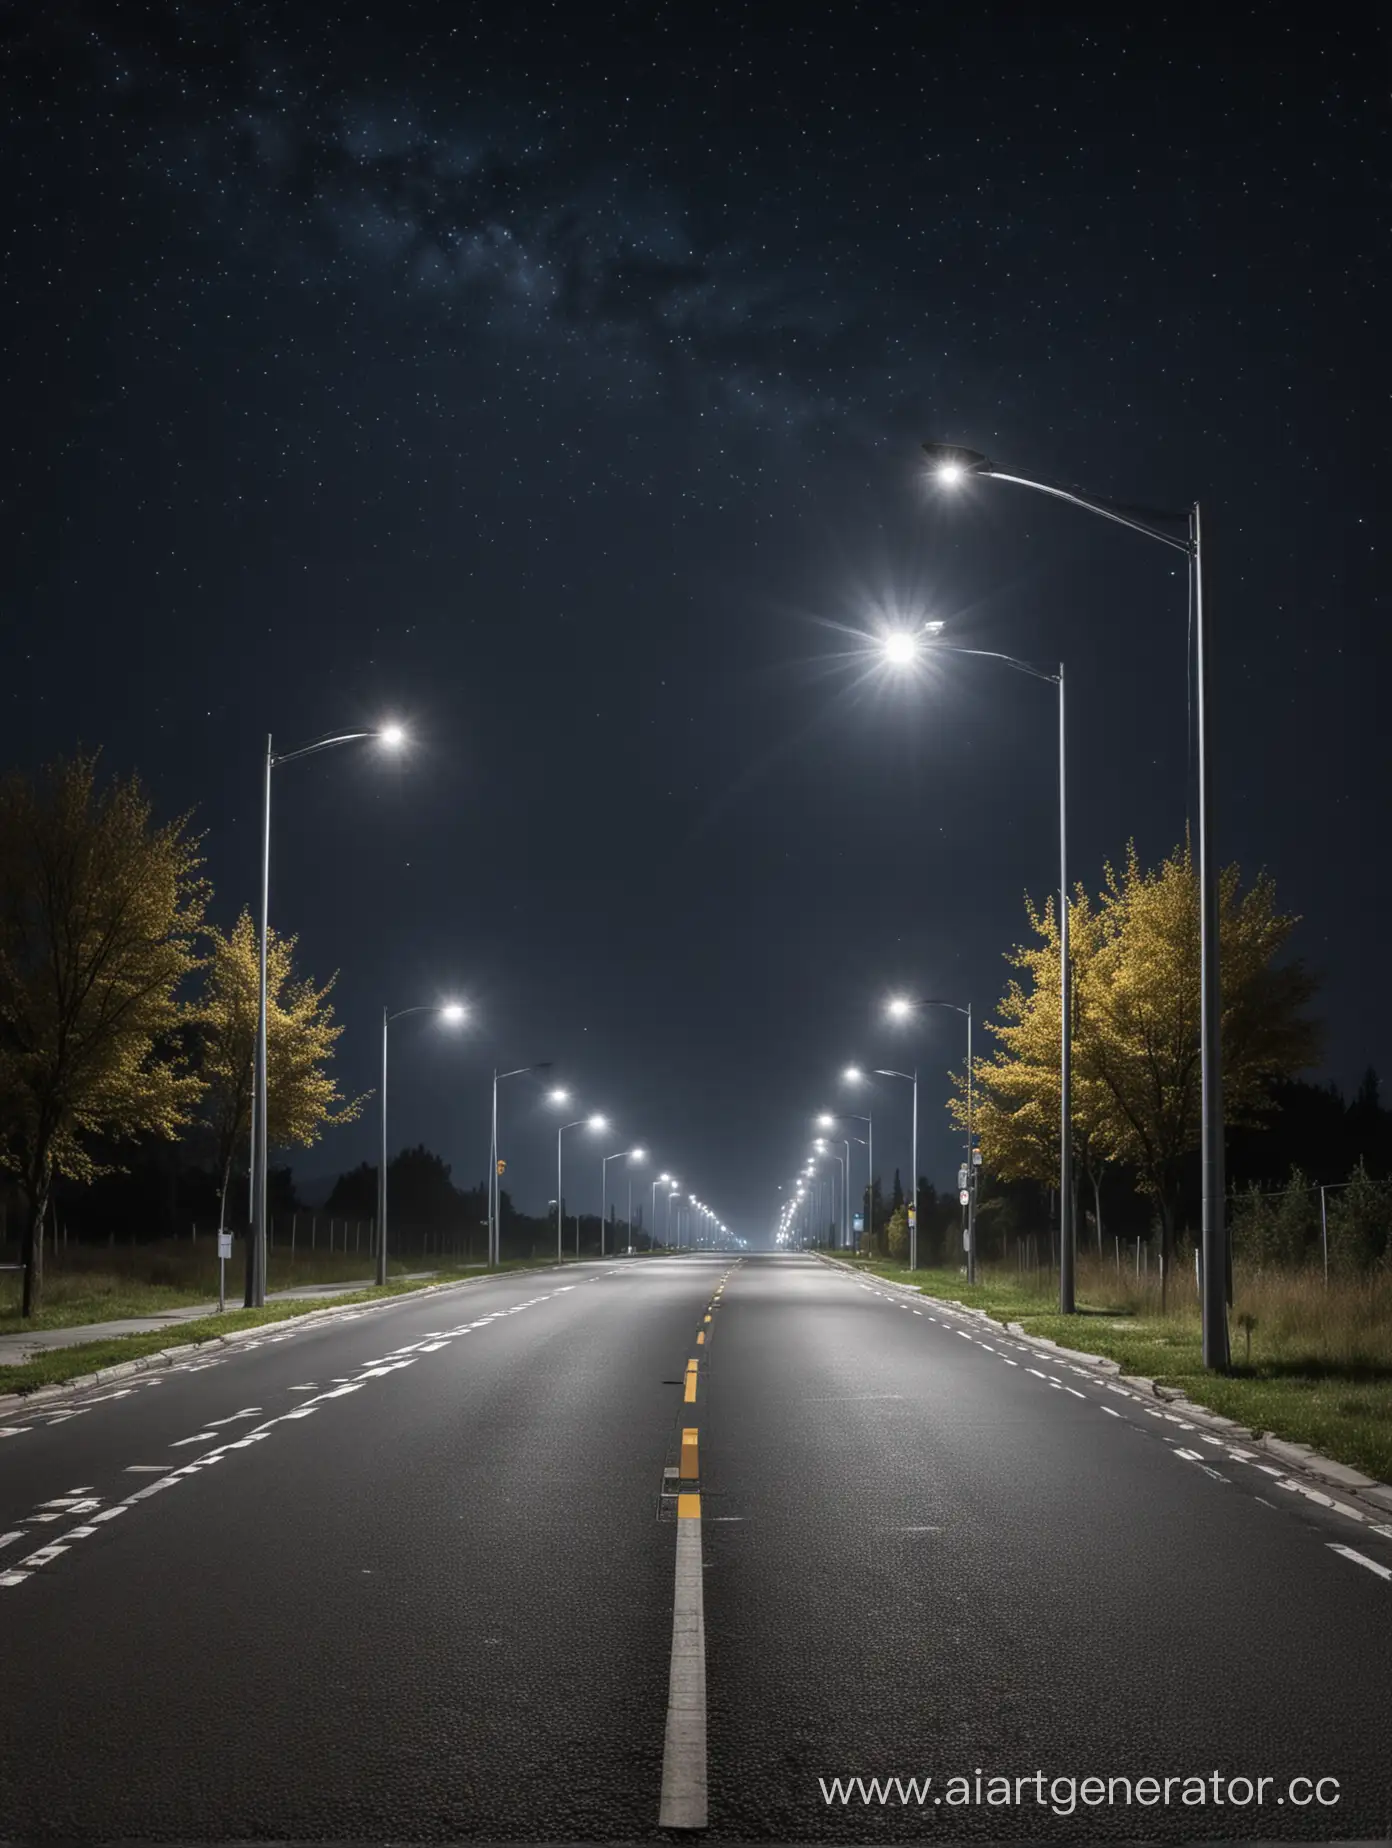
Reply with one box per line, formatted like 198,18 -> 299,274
0,1257 -> 578,1397
832,1253 -> 1392,1484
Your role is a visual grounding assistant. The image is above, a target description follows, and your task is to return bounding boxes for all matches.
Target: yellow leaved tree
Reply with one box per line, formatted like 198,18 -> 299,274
194,910 -> 367,1264
0,756 -> 208,1315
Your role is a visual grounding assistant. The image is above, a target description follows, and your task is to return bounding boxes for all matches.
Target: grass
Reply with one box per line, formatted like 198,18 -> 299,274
0,1247 -> 595,1395
835,1252 -> 1392,1484
0,1236 -> 585,1335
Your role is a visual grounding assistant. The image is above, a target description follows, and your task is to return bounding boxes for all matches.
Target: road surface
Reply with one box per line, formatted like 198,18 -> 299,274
1,1253 -> 1389,1841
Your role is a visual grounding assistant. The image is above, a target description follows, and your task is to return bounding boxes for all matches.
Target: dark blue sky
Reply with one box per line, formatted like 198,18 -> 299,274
2,4 -> 1385,1236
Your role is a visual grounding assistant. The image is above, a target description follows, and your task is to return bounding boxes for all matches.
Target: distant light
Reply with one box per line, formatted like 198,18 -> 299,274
887,996 -> 913,1021
659,1171 -> 672,1183
379,723 -> 407,748
548,1087 -> 571,1105
440,1003 -> 466,1024
587,1114 -> 608,1131
816,1113 -> 835,1128
630,1147 -> 647,1161
882,631 -> 918,667
923,619 -> 945,636
843,1066 -> 864,1084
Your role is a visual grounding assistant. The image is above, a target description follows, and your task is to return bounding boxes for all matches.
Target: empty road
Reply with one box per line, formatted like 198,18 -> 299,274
1,1252 -> 1389,1841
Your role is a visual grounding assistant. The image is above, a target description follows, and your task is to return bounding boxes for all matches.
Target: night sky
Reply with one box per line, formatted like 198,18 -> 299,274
2,5 -> 1386,1238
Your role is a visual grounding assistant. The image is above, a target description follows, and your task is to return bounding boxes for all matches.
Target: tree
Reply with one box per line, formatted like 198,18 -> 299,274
953,839 -> 1320,1302
194,909 -> 364,1251
0,755 -> 207,1315
1326,1161 -> 1390,1273
947,885 -> 1113,1240
886,1204 -> 909,1262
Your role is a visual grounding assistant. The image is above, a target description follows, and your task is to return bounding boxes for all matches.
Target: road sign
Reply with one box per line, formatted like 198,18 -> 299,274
216,1232 -> 232,1259
853,1213 -> 863,1233
496,1159 -> 507,1175
957,1164 -> 969,1188
907,1208 -> 916,1227
959,1189 -> 970,1206
972,1149 -> 982,1165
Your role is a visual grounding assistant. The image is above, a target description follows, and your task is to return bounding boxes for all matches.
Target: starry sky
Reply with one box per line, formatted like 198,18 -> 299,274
2,3 -> 1386,1238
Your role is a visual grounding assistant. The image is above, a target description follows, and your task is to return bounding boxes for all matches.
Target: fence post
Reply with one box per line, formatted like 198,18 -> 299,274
1320,1185 -> 1328,1286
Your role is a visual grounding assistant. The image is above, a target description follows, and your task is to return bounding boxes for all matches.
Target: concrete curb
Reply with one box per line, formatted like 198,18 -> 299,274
0,1262 -> 578,1413
816,1254 -> 1392,1527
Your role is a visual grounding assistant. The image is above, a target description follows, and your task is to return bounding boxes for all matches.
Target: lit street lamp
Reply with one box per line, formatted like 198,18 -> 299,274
248,722 -> 407,1308
921,441 -> 1227,1366
653,1172 -> 672,1246
880,621 -> 1072,1310
489,1063 -> 556,1266
837,1076 -> 877,1251
601,1147 -> 645,1255
378,1002 -> 467,1286
557,1112 -> 607,1262
887,997 -> 975,1279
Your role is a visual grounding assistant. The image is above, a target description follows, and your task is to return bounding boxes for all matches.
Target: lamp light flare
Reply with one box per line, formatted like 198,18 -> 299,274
587,1114 -> 608,1132
882,631 -> 918,666
440,1003 -> 466,1023
548,1087 -> 571,1105
887,996 -> 912,1021
378,723 -> 407,748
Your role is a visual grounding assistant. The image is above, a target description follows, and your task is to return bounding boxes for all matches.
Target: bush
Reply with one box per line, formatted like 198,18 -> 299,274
1326,1161 -> 1390,1273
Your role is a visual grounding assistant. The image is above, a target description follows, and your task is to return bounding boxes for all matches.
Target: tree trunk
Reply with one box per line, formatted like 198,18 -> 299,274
1091,1170 -> 1104,1252
1158,1193 -> 1176,1314
20,1165 -> 52,1319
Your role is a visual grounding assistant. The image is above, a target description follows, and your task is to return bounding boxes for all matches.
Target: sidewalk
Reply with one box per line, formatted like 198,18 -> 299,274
0,1272 -> 456,1367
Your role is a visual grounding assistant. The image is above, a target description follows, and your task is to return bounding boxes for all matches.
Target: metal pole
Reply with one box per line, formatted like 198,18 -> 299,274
376,1007 -> 389,1287
248,734 -> 272,1309
489,1071 -> 499,1267
1059,661 -> 1075,1313
627,1176 -> 634,1252
601,1158 -> 608,1257
966,1006 -> 976,1284
842,1140 -> 850,1247
909,1069 -> 918,1270
867,1112 -> 873,1252
1320,1184 -> 1328,1287
556,1126 -> 565,1263
1194,504 -> 1229,1367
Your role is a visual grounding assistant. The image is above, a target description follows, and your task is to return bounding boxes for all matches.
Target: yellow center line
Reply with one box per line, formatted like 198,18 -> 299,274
696,1330 -> 705,1344
680,1427 -> 699,1480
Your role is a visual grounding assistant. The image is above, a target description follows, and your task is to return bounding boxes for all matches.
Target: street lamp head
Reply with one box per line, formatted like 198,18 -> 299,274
882,630 -> 919,667
843,1065 -> 865,1084
547,1087 -> 571,1105
378,723 -> 408,749
630,1147 -> 646,1162
887,996 -> 913,1021
816,1112 -> 836,1128
658,1171 -> 672,1184
440,1002 -> 466,1024
921,442 -> 992,485
587,1113 -> 608,1132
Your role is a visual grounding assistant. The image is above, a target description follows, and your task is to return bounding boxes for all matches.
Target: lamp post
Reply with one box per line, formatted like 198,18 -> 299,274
378,1002 -> 466,1286
812,1141 -> 846,1250
557,1113 -> 607,1262
489,1063 -> 555,1267
886,998 -> 974,1279
653,1172 -> 672,1246
837,1079 -> 876,1251
921,442 -> 1226,1364
667,1185 -> 682,1246
872,1064 -> 918,1269
882,626 -> 1073,1310
601,1148 -> 644,1255
248,722 -> 406,1308
817,1113 -> 866,1249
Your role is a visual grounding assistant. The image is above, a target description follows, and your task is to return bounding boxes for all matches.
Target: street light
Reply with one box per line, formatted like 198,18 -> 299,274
883,621 -> 1073,1309
248,721 -> 407,1308
378,1002 -> 467,1286
666,1183 -> 682,1247
626,1149 -> 649,1250
922,440 -> 1226,1366
489,1062 -> 556,1266
872,1053 -> 919,1270
557,1112 -> 607,1262
885,999 -> 976,1278
839,1073 -> 877,1254
601,1147 -> 644,1255
653,1172 -> 672,1246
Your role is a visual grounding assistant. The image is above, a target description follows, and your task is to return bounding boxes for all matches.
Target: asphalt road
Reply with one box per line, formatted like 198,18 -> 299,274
1,1253 -> 1390,1843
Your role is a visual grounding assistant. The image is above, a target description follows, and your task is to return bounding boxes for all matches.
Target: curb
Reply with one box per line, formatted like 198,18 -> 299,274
816,1255 -> 1392,1527
0,1261 -> 578,1413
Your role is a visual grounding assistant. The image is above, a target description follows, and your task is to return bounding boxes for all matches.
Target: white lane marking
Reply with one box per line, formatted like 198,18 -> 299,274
1101,1405 -> 1121,1417
1002,1358 -> 1019,1367
1256,1464 -> 1286,1476
170,1431 -> 219,1447
0,1532 -> 26,1550
657,1508 -> 707,1830
1175,1449 -> 1205,1462
1026,1368 -> 1046,1380
125,1465 -> 167,1473
0,1571 -> 30,1586
1065,1387 -> 1086,1398
17,1544 -> 69,1567
956,1331 -> 972,1341
418,1340 -> 449,1351
1329,1544 -> 1392,1583
0,1427 -> 32,1438
206,1409 -> 261,1426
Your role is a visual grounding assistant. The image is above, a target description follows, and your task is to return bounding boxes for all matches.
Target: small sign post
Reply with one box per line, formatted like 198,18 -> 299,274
216,1230 -> 232,1312
959,1188 -> 970,1206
